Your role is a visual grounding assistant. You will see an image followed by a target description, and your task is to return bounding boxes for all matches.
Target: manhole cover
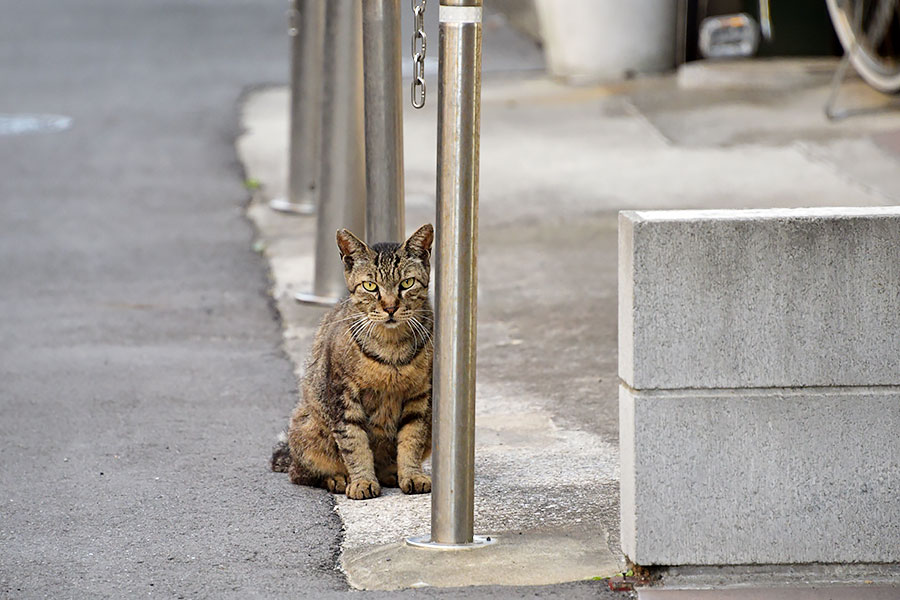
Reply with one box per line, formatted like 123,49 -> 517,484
0,113 -> 72,136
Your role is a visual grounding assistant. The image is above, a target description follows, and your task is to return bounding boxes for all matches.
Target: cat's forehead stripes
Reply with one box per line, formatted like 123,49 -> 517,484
357,242 -> 408,282
375,250 -> 401,272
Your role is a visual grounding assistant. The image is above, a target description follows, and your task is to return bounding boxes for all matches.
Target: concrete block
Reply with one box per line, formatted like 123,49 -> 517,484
619,385 -> 900,566
618,207 -> 900,390
619,207 -> 900,566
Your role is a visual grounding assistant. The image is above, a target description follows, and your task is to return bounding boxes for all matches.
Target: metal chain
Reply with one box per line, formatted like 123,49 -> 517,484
411,0 -> 427,108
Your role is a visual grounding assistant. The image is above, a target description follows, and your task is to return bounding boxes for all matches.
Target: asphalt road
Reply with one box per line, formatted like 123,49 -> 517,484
0,1 -> 618,598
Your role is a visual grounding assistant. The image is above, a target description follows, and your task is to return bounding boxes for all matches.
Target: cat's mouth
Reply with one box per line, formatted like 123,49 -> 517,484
369,312 -> 405,328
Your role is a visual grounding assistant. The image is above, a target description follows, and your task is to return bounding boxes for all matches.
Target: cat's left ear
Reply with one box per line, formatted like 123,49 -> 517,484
402,224 -> 434,266
336,228 -> 370,270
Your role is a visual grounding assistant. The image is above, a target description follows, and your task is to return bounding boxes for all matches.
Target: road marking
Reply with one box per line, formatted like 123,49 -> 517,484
0,114 -> 72,136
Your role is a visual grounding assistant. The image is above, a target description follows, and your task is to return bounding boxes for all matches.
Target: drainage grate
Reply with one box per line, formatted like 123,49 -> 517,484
0,114 -> 73,136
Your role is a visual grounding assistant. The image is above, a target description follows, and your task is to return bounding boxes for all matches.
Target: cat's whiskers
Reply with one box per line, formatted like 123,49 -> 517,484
323,312 -> 367,326
420,320 -> 434,345
347,316 -> 370,340
363,320 -> 378,347
407,320 -> 423,346
412,319 -> 433,336
406,319 -> 421,348
408,316 -> 433,348
349,321 -> 365,342
335,315 -> 371,339
412,313 -> 432,334
409,310 -> 434,324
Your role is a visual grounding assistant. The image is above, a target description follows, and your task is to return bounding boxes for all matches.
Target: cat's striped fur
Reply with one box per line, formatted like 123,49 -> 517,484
271,224 -> 434,500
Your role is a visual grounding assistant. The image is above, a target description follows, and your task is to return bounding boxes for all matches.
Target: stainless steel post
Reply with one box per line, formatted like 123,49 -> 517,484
406,0 -> 492,550
270,0 -> 325,215
295,0 -> 366,305
362,0 -> 405,244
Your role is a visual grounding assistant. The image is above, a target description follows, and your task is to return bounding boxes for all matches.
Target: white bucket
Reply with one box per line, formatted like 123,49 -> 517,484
534,0 -> 678,84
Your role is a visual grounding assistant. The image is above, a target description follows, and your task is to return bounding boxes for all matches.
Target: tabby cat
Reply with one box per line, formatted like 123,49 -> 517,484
271,224 -> 434,500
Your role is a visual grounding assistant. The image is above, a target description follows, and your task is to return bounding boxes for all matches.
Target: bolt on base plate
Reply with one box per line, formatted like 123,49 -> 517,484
294,291 -> 341,306
405,535 -> 496,550
269,197 -> 315,215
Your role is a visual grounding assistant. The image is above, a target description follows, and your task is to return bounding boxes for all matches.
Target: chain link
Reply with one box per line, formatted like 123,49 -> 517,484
287,0 -> 299,37
411,0 -> 427,108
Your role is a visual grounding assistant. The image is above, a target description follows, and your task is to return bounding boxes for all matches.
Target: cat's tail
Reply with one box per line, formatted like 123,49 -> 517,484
270,431 -> 292,472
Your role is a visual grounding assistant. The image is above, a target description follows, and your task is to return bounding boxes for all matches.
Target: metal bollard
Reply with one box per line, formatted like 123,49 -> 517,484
295,0 -> 366,306
407,0 -> 492,550
270,0 -> 325,215
362,0 -> 405,244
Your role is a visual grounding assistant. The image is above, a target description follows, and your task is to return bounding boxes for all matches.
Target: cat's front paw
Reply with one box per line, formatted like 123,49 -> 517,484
399,473 -> 431,495
346,478 -> 381,500
324,474 -> 348,494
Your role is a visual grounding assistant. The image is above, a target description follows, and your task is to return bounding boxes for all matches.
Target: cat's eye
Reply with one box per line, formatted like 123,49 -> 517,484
399,278 -> 415,290
362,281 -> 378,292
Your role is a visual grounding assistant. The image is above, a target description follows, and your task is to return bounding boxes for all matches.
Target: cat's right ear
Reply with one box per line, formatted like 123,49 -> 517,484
336,229 -> 369,270
402,223 -> 434,266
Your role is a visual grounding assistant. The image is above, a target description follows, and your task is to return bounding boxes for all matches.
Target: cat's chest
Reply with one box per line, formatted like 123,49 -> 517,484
360,390 -> 403,429
355,359 -> 428,428
356,359 -> 426,395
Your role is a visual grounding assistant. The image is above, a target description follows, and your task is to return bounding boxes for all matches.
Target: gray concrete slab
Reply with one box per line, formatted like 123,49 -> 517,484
640,587 -> 900,600
619,207 -> 900,390
641,563 -> 900,598
619,206 -> 900,567
344,530 -> 618,590
620,385 -> 900,565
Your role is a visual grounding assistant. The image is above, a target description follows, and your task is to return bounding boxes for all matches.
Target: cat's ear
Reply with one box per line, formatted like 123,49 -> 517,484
402,224 -> 434,265
336,229 -> 369,270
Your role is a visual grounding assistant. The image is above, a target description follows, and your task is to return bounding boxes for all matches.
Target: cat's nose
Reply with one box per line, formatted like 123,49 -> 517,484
383,304 -> 398,316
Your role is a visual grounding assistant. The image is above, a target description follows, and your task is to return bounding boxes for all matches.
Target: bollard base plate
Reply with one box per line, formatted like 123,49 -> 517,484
269,197 -> 315,215
405,534 -> 496,551
295,291 -> 342,307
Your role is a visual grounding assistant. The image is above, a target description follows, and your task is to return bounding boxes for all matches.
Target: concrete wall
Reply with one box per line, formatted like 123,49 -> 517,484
618,207 -> 900,566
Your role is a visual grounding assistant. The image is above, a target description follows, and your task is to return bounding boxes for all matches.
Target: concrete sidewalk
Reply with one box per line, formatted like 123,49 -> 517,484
237,59 -> 900,591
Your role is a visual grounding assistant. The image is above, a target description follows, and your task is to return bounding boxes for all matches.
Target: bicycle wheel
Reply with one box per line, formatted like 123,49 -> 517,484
826,0 -> 900,93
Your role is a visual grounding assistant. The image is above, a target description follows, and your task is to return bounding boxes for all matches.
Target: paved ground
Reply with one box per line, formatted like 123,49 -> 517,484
0,0 -> 350,597
240,55 -> 900,591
